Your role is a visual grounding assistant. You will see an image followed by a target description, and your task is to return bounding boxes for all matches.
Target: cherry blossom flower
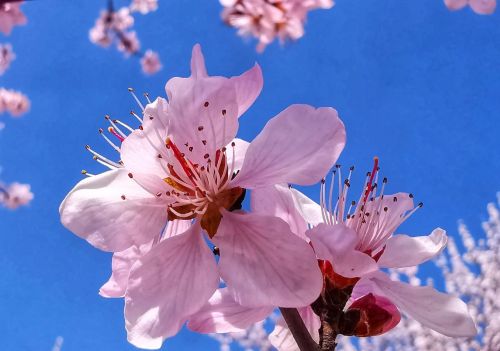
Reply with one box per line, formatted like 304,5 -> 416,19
444,0 -> 496,14
60,44 -> 346,349
140,50 -> 162,75
0,43 -> 15,76
0,1 -> 27,36
0,88 -> 30,117
0,181 -> 34,209
220,0 -> 334,52
130,0 -> 158,14
192,161 -> 476,350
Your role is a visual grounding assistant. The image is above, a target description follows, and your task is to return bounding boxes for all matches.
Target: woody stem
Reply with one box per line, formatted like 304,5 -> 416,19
279,307 -> 320,351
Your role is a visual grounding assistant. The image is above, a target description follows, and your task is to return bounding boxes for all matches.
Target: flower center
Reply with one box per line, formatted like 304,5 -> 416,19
164,138 -> 244,237
319,158 -> 422,254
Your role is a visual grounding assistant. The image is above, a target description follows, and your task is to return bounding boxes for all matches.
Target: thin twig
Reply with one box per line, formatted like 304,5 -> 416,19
279,307 -> 321,351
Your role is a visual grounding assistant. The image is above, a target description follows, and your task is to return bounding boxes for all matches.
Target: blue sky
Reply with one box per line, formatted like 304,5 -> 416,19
0,0 -> 499,350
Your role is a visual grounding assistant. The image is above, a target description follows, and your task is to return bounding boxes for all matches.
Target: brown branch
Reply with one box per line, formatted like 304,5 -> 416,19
279,307 -> 320,351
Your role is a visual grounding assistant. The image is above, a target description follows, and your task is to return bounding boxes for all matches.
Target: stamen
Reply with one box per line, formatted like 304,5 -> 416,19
81,170 -> 95,177
114,119 -> 134,132
85,145 -> 122,168
98,128 -> 120,152
128,88 -> 145,112
143,92 -> 152,104
108,127 -> 125,142
105,115 -> 127,139
362,157 -> 379,203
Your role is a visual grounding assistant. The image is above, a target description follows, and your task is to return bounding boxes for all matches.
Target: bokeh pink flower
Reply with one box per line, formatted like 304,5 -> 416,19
130,0 -> 158,14
140,50 -> 162,75
220,0 -> 334,52
444,0 -> 496,14
0,182 -> 34,209
0,1 -> 27,35
0,88 -> 30,117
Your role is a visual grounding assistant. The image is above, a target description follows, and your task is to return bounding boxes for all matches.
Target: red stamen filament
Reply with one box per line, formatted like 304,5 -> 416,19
108,127 -> 125,142
362,157 -> 379,203
166,138 -> 197,186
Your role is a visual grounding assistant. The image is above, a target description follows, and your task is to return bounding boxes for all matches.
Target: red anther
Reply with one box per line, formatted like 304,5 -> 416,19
166,138 -> 197,186
108,127 -> 125,142
362,157 -> 379,203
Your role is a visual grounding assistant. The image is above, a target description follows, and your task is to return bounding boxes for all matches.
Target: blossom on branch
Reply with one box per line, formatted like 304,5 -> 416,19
59,44 -> 346,349
193,161 -> 476,350
220,0 -> 334,52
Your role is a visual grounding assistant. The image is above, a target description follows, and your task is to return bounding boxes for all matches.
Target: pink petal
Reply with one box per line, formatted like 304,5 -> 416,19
307,224 -> 378,278
251,184 -> 308,239
187,288 -> 274,333
213,210 -> 323,307
99,241 -> 153,298
378,228 -> 447,268
100,219 -> 190,298
231,105 -> 345,189
469,0 -> 496,14
60,169 -> 167,252
269,307 -> 320,350
125,223 -> 219,349
368,272 -> 477,337
190,43 -> 208,79
443,0 -> 468,10
289,188 -> 323,226
230,64 -> 263,117
165,46 -> 240,164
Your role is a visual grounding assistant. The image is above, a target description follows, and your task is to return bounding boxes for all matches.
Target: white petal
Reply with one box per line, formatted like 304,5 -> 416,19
60,169 -> 167,252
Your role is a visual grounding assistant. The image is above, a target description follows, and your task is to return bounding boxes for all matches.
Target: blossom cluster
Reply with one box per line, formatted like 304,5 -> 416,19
220,0 -> 334,52
59,44 -> 476,350
89,0 -> 162,75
